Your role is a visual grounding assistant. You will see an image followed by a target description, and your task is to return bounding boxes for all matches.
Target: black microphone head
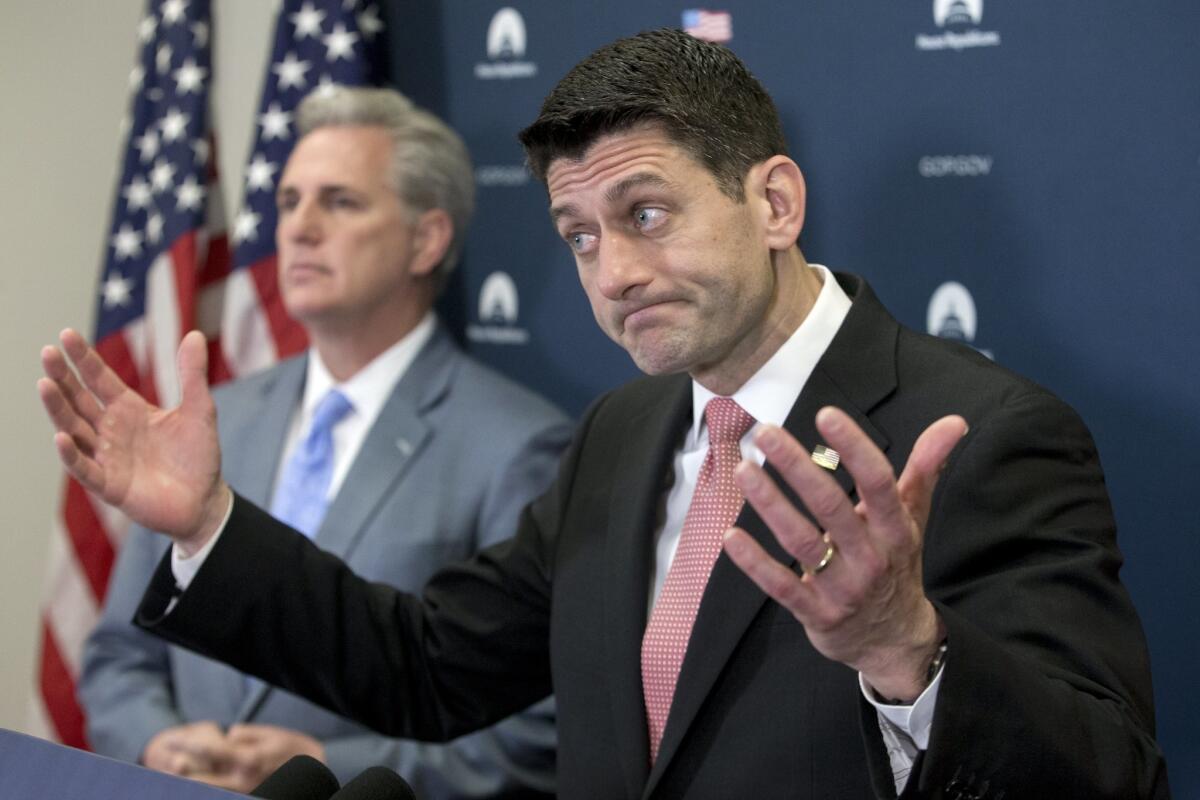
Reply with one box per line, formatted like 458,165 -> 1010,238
329,766 -> 416,800
249,754 -> 341,800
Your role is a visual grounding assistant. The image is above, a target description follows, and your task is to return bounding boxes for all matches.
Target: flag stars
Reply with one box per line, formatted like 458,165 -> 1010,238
160,107 -> 190,142
111,224 -> 144,260
323,23 -> 359,61
157,43 -> 173,73
315,74 -> 338,96
290,2 -> 326,39
135,130 -> 160,162
259,102 -> 292,140
138,14 -> 158,43
129,65 -> 145,92
161,0 -> 189,25
173,58 -> 207,94
150,158 -> 177,192
191,138 -> 210,166
191,20 -> 209,47
175,174 -> 205,211
123,176 -> 154,211
245,153 -> 279,192
273,52 -> 312,90
232,208 -> 262,244
358,5 -> 383,39
102,272 -> 135,308
146,213 -> 165,244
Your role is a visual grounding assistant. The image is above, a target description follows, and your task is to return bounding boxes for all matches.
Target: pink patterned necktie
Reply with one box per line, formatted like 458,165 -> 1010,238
641,397 -> 756,763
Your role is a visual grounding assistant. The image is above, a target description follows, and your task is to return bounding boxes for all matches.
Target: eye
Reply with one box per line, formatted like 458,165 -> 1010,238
328,193 -> 360,210
633,207 -> 667,231
568,231 -> 598,255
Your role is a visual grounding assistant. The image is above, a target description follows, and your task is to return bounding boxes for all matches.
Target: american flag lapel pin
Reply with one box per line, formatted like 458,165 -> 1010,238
810,445 -> 840,471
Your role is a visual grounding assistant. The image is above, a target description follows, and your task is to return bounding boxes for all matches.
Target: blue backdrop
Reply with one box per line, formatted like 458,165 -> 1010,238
384,1 -> 1199,792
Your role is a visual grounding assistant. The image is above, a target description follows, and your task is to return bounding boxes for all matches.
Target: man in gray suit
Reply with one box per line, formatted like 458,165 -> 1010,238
79,86 -> 570,797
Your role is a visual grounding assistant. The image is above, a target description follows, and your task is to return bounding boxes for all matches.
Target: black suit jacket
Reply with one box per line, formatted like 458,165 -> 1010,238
140,274 -> 1169,799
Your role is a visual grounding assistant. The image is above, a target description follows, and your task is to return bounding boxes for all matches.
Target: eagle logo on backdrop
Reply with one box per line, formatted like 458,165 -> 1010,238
467,271 -> 531,345
917,0 -> 999,51
487,7 -> 525,58
475,7 -> 537,79
927,281 -> 994,359
934,0 -> 983,27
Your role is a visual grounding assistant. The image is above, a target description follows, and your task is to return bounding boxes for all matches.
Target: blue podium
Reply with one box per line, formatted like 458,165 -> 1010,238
0,728 -> 245,799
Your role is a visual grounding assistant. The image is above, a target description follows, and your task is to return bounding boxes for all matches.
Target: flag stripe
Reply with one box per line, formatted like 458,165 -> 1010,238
61,480 -> 115,604
38,619 -> 88,749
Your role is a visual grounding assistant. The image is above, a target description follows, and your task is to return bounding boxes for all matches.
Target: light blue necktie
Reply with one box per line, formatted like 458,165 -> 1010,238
270,388 -> 354,540
245,389 -> 352,701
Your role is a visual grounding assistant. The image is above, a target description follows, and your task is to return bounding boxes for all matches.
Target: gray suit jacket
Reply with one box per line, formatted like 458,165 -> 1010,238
81,324 -> 572,797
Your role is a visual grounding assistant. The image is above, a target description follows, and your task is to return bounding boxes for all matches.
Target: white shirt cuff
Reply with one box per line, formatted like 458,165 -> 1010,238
169,494 -> 234,591
861,664 -> 943,749
860,665 -> 944,795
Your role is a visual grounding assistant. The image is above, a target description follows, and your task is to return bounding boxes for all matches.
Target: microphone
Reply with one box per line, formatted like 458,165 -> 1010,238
249,754 -> 341,800
328,766 -> 417,800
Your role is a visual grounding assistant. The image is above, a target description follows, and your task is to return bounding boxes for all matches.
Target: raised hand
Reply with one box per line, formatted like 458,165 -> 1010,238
723,406 -> 968,702
38,329 -> 230,553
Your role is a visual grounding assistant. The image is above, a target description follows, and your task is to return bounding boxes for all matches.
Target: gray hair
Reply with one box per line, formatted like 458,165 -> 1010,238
296,86 -> 475,283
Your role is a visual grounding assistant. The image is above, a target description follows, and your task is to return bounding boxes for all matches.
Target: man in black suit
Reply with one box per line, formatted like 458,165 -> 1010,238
40,29 -> 1168,799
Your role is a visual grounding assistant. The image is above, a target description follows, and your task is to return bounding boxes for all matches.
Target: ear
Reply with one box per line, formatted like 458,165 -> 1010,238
407,208 -> 454,278
745,155 -> 806,252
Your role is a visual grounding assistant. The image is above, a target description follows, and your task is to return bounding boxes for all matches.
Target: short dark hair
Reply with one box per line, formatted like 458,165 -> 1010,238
519,28 -> 788,199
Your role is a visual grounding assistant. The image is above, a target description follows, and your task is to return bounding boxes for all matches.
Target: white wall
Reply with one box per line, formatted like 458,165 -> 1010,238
0,0 -> 275,734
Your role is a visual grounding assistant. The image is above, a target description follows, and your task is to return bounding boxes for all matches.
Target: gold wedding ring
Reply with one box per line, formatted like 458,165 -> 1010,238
802,535 -> 837,576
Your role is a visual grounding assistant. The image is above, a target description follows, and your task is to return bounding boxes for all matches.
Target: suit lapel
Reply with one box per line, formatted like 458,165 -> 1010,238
603,376 -> 693,798
223,358 -> 307,508
645,274 -> 900,794
313,325 -> 457,561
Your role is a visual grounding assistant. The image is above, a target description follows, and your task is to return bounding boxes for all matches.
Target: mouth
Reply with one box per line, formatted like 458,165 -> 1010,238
284,262 -> 331,283
620,299 -> 678,332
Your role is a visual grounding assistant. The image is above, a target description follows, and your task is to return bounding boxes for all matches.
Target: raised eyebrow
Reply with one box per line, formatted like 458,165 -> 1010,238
549,202 -> 579,227
603,172 -> 671,206
549,172 -> 672,225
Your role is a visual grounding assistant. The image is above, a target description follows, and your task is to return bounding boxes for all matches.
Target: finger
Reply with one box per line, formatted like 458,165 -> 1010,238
750,423 -> 871,564
41,345 -> 107,429
60,329 -> 135,407
38,377 -> 98,457
225,724 -> 262,744
896,415 -> 968,531
164,751 -> 198,776
814,407 -> 909,550
52,431 -> 108,492
733,455 -> 832,568
177,330 -> 214,418
722,527 -> 818,619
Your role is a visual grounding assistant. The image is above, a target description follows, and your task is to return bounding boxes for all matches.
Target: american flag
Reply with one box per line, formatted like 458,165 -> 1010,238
682,9 -> 734,44
223,0 -> 388,375
32,0 -> 387,748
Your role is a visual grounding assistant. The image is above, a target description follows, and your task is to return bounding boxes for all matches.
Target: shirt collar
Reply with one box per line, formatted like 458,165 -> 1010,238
690,265 -> 852,441
301,311 -> 438,425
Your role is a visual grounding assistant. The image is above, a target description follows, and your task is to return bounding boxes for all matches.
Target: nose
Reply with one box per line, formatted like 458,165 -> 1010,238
279,198 -> 322,245
594,231 -> 649,301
